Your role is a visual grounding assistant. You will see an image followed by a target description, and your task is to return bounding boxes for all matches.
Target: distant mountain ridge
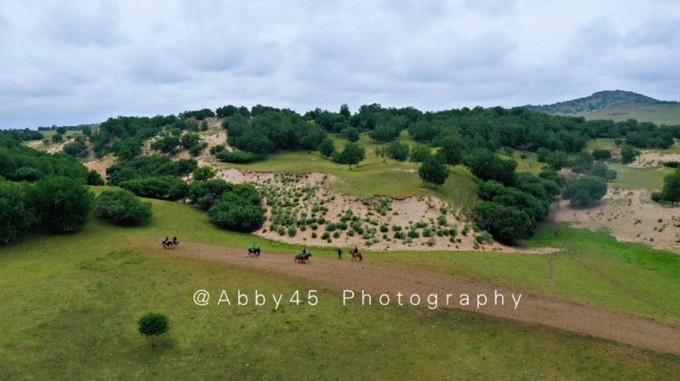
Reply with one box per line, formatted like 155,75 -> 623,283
527,90 -> 680,125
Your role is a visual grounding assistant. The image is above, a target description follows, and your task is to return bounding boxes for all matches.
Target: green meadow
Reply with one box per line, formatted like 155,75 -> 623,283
222,132 -> 479,209
1,199 -> 678,380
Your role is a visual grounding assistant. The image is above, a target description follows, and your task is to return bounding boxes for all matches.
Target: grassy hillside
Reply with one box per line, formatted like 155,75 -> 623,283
0,198 -> 678,379
222,131 -> 480,210
529,90 -> 680,125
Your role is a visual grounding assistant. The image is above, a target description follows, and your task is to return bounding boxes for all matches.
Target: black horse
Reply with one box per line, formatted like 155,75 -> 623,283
248,247 -> 261,257
162,237 -> 180,249
294,252 -> 312,264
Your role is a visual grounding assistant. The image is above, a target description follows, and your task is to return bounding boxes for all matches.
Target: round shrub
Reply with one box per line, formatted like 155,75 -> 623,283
208,193 -> 265,232
95,189 -> 152,226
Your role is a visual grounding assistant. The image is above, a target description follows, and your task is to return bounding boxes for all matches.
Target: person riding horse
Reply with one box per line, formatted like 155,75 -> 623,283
295,248 -> 312,263
248,244 -> 261,257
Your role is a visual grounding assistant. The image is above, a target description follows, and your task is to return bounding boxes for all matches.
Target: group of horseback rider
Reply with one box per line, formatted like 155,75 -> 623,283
336,246 -> 359,260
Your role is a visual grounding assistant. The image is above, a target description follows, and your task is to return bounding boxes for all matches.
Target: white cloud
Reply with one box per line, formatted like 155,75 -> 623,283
0,0 -> 679,128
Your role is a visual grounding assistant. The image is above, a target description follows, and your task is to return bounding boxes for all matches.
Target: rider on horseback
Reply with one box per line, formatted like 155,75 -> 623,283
353,246 -> 358,256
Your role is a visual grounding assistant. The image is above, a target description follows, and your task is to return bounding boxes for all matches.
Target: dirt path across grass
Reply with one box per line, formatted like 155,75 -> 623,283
142,241 -> 680,355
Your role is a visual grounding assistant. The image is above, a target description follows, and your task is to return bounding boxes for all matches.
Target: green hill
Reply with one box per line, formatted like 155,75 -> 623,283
528,90 -> 680,125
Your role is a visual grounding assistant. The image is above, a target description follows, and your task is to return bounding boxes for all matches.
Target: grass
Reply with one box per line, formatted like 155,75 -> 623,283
584,103 -> 680,125
498,150 -> 543,175
369,223 -> 680,326
218,132 -> 478,210
91,190 -> 680,326
0,203 -> 678,379
608,163 -> 673,190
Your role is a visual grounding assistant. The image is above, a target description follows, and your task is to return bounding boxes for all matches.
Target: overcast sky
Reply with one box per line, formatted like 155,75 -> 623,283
1,0 -> 679,128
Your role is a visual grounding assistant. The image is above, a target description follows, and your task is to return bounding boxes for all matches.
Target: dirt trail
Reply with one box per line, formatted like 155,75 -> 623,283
142,241 -> 680,355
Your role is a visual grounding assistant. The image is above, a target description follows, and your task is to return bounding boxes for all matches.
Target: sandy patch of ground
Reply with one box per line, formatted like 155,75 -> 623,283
215,168 -> 552,254
140,239 -> 680,355
552,188 -> 680,252
83,154 -> 115,180
631,151 -> 680,168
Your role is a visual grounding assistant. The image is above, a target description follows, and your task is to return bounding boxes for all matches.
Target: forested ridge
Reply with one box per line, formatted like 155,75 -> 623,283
2,102 -> 679,245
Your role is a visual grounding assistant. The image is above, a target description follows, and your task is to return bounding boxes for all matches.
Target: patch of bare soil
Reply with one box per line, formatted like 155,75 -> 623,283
83,154 -> 115,180
141,240 -> 680,355
216,168 -> 553,254
632,151 -> 680,168
551,189 -> 680,252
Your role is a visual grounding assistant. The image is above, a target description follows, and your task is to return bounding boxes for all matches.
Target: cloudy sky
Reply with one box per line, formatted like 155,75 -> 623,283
1,0 -> 679,128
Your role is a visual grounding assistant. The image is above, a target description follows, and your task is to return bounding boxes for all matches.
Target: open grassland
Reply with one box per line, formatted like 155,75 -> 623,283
362,224 -> 680,326
583,103 -> 680,125
0,202 -> 678,379
608,163 -> 674,190
91,193 -> 680,326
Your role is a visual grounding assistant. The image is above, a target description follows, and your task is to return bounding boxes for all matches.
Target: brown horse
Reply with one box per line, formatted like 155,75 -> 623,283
351,251 -> 363,262
294,253 -> 312,263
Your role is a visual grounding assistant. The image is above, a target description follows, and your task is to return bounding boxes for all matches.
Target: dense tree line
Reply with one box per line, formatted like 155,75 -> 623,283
0,129 -> 43,141
223,108 -> 326,156
105,155 -> 197,185
0,176 -> 92,243
302,104 -> 679,156
0,136 -> 100,184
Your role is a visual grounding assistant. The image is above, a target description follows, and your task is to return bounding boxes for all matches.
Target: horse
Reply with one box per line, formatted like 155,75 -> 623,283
162,239 -> 180,249
351,251 -> 363,262
248,247 -> 261,257
294,253 -> 312,263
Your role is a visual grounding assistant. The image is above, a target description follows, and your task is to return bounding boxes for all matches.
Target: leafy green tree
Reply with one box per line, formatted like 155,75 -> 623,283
116,138 -> 143,161
468,150 -> 517,186
547,151 -> 570,170
0,181 -> 35,243
369,122 -> 400,142
409,145 -> 432,163
473,201 -> 535,244
208,192 -> 265,231
661,170 -> 680,204
333,142 -> 366,169
591,149 -> 612,161
51,134 -> 63,143
589,162 -> 617,181
318,137 -> 336,158
340,104 -> 351,119
340,127 -> 360,142
151,135 -> 181,154
87,170 -> 105,185
62,138 -> 88,158
138,313 -> 169,346
418,155 -> 449,187
386,141 -> 409,161
181,133 -> 201,149
189,179 -> 233,210
119,176 -> 189,201
192,167 -> 215,182
14,167 -> 42,182
28,176 -> 92,233
562,176 -> 607,207
620,145 -> 640,164
437,136 -> 463,166
95,190 -> 152,226
55,127 -> 67,135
